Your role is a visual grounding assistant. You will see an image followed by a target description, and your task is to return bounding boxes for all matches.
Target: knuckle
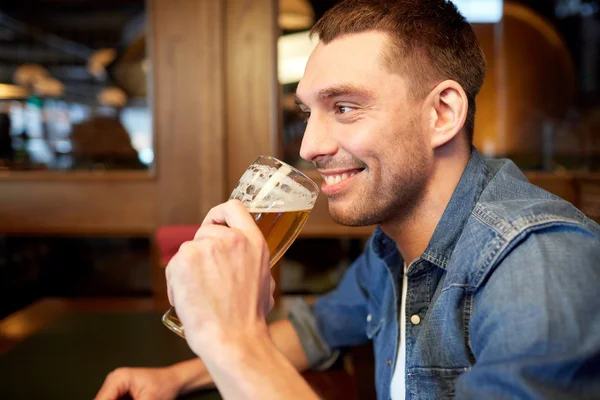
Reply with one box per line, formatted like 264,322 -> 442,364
228,229 -> 251,251
203,236 -> 221,252
108,367 -> 127,379
227,198 -> 243,208
227,228 -> 245,243
177,241 -> 203,263
178,240 -> 195,256
209,203 -> 220,212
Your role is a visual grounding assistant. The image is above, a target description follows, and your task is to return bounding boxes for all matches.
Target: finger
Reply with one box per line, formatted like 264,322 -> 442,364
201,200 -> 261,239
268,275 -> 276,311
270,275 -> 276,296
193,223 -> 241,241
269,295 -> 275,312
165,261 -> 174,305
94,374 -> 126,400
167,282 -> 174,306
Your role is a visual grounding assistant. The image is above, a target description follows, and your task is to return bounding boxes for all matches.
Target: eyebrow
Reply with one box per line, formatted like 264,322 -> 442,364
294,83 -> 376,106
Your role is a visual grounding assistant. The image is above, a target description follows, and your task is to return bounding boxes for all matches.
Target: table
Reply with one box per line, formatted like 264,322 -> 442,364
0,298 -> 358,400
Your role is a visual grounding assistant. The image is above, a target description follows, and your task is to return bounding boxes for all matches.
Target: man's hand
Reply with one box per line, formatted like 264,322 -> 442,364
94,367 -> 182,400
165,199 -> 275,357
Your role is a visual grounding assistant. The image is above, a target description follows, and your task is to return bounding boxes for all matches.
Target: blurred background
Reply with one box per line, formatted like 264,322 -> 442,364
0,0 -> 599,334
0,1 -> 598,398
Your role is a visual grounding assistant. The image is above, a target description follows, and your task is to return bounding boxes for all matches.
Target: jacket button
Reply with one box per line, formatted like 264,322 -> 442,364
387,359 -> 392,366
366,313 -> 372,322
410,314 -> 421,325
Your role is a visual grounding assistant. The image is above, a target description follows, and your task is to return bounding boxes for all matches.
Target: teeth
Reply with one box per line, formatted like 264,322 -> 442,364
322,171 -> 360,186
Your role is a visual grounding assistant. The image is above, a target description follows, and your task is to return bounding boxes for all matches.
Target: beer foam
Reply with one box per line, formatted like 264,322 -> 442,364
231,164 -> 317,211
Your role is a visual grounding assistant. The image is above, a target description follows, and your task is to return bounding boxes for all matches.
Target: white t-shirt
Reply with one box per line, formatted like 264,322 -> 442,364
390,262 -> 409,400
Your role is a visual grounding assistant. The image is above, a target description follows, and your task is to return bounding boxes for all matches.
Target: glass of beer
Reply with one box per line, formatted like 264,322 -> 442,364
162,155 -> 319,338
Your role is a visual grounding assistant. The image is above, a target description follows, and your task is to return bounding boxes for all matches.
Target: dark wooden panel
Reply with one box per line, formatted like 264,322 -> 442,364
225,0 -> 279,190
151,0 -> 227,226
224,0 -> 281,299
0,179 -> 156,234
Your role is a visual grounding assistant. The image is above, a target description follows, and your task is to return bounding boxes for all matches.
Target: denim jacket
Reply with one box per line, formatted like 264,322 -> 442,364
289,149 -> 600,400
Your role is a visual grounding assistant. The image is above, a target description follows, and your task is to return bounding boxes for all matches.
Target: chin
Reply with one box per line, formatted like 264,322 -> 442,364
328,204 -> 374,227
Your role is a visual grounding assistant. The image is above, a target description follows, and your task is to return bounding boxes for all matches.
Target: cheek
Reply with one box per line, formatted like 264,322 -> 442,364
333,122 -> 381,159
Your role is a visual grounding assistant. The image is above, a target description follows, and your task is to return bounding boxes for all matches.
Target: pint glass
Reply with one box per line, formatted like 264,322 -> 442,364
162,155 -> 319,337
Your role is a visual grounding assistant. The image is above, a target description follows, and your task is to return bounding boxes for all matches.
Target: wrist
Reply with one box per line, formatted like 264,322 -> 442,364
194,324 -> 318,400
188,322 -> 270,361
167,358 -> 213,395
194,323 -> 273,368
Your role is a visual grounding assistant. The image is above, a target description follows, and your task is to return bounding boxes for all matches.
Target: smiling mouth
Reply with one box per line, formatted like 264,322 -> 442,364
321,168 -> 365,185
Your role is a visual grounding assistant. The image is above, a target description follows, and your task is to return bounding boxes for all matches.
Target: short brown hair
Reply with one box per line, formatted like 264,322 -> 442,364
311,0 -> 486,142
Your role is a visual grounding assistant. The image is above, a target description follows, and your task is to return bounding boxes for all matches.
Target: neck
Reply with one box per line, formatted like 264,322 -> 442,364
380,141 -> 471,264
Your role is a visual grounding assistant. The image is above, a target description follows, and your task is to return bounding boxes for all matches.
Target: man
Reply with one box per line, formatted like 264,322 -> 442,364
96,0 -> 600,399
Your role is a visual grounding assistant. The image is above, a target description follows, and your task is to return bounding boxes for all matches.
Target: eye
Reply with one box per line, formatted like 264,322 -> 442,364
335,105 -> 354,114
301,110 -> 311,122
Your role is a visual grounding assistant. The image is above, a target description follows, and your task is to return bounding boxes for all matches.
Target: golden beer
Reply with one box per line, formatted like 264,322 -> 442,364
162,155 -> 318,338
250,209 -> 311,267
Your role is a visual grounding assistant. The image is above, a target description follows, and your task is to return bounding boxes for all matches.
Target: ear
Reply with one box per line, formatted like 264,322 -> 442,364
423,80 -> 468,149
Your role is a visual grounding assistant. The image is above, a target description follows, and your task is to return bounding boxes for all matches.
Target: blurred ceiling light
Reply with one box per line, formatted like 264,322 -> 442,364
13,64 -> 49,87
98,87 -> 128,108
0,83 -> 29,100
88,48 -> 117,78
452,0 -> 504,23
278,30 -> 318,85
34,77 -> 64,97
279,0 -> 314,30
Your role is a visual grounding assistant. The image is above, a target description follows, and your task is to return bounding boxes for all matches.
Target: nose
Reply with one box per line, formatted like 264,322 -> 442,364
299,113 -> 338,163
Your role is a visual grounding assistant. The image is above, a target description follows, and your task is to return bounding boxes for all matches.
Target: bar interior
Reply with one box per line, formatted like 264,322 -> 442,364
0,0 -> 599,399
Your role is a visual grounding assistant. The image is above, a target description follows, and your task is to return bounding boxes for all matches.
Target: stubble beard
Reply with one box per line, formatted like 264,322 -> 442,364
328,124 -> 430,227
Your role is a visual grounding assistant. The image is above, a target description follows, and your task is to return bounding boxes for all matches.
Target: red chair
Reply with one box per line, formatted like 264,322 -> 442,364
151,225 -> 199,305
154,225 -> 200,266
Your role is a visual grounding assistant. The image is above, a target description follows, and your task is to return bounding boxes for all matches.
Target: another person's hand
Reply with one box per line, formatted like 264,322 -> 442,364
166,199 -> 275,357
94,366 -> 182,400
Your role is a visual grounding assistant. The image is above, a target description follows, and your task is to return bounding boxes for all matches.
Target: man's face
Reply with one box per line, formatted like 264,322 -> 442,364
296,31 -> 431,226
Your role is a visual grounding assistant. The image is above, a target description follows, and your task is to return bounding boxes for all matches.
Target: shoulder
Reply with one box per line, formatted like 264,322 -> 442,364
479,158 -> 597,233
470,157 -> 599,242
453,157 -> 599,289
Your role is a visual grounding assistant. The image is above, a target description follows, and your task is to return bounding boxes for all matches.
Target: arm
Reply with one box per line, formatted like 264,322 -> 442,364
184,244 -> 379,398
167,201 -> 319,400
147,243 -> 375,396
95,319 -> 308,400
167,319 -> 309,395
98,202 -> 375,400
175,246 -> 377,398
197,324 -> 318,400
96,247 -> 374,400
455,227 -> 600,399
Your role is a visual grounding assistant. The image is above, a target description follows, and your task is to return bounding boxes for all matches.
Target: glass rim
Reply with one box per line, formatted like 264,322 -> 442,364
255,155 -> 320,194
